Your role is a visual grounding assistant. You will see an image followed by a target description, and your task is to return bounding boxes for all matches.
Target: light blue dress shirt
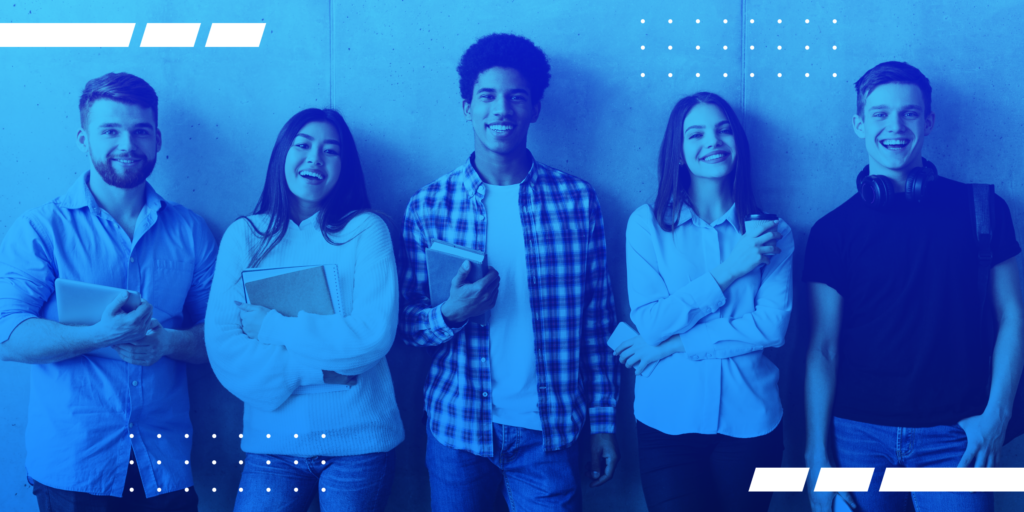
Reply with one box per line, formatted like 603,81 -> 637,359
625,203 -> 793,437
0,171 -> 217,497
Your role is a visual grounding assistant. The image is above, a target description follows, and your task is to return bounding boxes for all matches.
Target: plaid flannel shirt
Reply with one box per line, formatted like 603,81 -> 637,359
400,155 -> 618,457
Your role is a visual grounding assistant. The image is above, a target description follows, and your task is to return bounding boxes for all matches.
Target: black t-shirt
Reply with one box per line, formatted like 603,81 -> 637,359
804,176 -> 1020,427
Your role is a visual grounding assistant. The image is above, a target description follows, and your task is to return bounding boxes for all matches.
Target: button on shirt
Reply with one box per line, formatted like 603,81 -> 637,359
625,204 -> 793,437
400,155 -> 618,457
0,171 -> 217,497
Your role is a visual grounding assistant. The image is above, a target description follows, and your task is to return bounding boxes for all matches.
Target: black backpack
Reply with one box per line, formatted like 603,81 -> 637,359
974,184 -> 1024,444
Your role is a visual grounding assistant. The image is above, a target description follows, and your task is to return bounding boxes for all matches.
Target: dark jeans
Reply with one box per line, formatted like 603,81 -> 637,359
31,452 -> 198,512
425,423 -> 581,512
636,420 -> 783,512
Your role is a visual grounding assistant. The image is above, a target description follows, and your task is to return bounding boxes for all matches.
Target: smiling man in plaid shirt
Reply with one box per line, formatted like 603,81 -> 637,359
400,33 -> 619,511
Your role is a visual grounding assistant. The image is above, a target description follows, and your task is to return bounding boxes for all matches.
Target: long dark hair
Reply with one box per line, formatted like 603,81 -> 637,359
244,108 -> 372,268
653,92 -> 758,233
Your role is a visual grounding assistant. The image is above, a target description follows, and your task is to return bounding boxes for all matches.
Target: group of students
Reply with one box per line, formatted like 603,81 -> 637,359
0,32 -> 1021,512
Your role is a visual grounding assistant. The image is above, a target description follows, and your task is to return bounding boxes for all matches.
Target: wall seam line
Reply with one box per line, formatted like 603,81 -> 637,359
329,0 -> 334,108
740,0 -> 747,116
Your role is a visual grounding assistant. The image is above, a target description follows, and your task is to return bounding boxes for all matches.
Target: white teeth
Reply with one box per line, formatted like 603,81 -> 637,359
882,139 -> 909,148
702,153 -> 727,162
299,170 -> 324,180
489,124 -> 513,132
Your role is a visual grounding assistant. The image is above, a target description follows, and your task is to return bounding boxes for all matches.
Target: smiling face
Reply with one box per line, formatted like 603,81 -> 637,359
77,98 -> 161,189
681,102 -> 736,181
462,66 -> 541,159
283,121 -> 342,216
853,82 -> 934,174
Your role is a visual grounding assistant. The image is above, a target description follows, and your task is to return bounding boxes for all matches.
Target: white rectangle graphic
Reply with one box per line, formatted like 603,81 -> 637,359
140,23 -> 201,47
880,468 -> 1024,492
749,467 -> 809,492
205,23 -> 265,47
814,467 -> 874,492
0,23 -> 134,47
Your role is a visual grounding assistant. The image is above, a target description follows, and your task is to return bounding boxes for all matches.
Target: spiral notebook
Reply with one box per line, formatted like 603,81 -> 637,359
241,265 -> 342,317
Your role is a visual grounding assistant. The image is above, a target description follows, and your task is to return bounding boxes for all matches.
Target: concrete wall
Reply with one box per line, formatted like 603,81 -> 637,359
2,0 -> 1023,510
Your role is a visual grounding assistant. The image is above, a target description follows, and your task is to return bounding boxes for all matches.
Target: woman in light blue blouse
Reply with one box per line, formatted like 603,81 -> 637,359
614,92 -> 794,512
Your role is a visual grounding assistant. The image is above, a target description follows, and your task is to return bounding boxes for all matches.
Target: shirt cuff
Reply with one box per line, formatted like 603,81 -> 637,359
0,313 -> 36,343
429,303 -> 465,339
257,310 -> 290,346
589,406 -> 616,434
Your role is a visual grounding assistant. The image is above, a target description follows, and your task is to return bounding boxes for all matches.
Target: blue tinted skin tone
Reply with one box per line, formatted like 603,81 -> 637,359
852,83 -> 935,191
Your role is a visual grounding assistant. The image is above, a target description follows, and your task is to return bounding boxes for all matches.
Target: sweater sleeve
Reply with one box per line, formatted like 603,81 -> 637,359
204,220 -> 323,412
256,214 -> 399,376
626,205 -> 727,346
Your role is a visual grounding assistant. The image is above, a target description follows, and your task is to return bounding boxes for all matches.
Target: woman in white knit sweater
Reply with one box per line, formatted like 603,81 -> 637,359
205,108 -> 404,512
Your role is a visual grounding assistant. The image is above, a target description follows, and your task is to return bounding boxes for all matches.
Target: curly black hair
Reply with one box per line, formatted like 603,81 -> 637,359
457,33 -> 551,102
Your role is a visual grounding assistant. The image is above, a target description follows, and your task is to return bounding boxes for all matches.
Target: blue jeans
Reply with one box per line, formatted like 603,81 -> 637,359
426,423 -> 581,512
832,416 -> 993,512
232,451 -> 394,512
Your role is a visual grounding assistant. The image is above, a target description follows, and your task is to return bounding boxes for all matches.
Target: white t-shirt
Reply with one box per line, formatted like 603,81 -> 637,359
484,183 -> 542,431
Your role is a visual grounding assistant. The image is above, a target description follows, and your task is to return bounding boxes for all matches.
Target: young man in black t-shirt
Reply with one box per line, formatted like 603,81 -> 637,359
803,61 -> 1024,512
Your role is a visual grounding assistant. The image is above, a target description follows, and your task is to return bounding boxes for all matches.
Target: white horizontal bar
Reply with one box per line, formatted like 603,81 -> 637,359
205,23 -> 265,47
749,467 -> 809,492
814,467 -> 874,492
140,23 -> 201,47
880,468 -> 1024,492
0,23 -> 134,47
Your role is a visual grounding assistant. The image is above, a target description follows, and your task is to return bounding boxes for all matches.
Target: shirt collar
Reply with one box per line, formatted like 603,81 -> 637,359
462,151 -> 540,197
59,171 -> 164,216
678,202 -> 740,230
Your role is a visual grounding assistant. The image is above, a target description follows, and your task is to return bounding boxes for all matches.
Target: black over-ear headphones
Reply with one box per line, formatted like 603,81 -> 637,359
856,159 -> 937,207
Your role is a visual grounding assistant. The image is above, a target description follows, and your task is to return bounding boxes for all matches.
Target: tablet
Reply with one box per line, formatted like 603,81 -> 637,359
55,278 -> 143,359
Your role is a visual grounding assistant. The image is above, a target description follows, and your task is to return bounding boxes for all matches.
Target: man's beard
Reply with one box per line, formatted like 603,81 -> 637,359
91,151 -> 156,189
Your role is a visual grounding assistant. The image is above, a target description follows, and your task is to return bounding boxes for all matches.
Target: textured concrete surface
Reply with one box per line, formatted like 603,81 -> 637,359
2,0 -> 1023,510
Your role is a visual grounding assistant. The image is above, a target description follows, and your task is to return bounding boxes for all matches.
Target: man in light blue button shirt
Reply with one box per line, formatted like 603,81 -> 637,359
0,73 -> 216,512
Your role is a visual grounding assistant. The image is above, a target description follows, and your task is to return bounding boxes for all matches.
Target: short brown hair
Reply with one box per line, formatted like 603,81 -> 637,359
79,72 -> 159,127
855,61 -> 932,117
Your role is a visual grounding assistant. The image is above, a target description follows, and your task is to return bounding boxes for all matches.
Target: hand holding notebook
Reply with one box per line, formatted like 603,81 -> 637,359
426,240 -> 493,326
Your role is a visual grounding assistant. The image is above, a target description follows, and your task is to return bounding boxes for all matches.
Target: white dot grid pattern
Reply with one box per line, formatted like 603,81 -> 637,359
267,460 -> 271,465
184,434 -> 189,438
267,488 -> 271,492
185,460 -> 189,465
129,487 -> 134,492
239,488 -> 244,492
157,460 -> 162,465
239,434 -> 244,438
322,488 -> 326,493
185,488 -> 189,493
294,434 -> 299,438
212,434 -> 217,438
157,488 -> 162,493
640,19 -> 645,23
157,434 -> 161,438
321,434 -> 326,438
266,434 -> 271,438
129,434 -> 134,439
295,488 -> 299,492
212,460 -> 217,465
294,460 -> 299,464
640,73 -> 645,77
636,15 -> 844,79
212,488 -> 217,492
322,460 -> 326,465
240,460 -> 244,464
